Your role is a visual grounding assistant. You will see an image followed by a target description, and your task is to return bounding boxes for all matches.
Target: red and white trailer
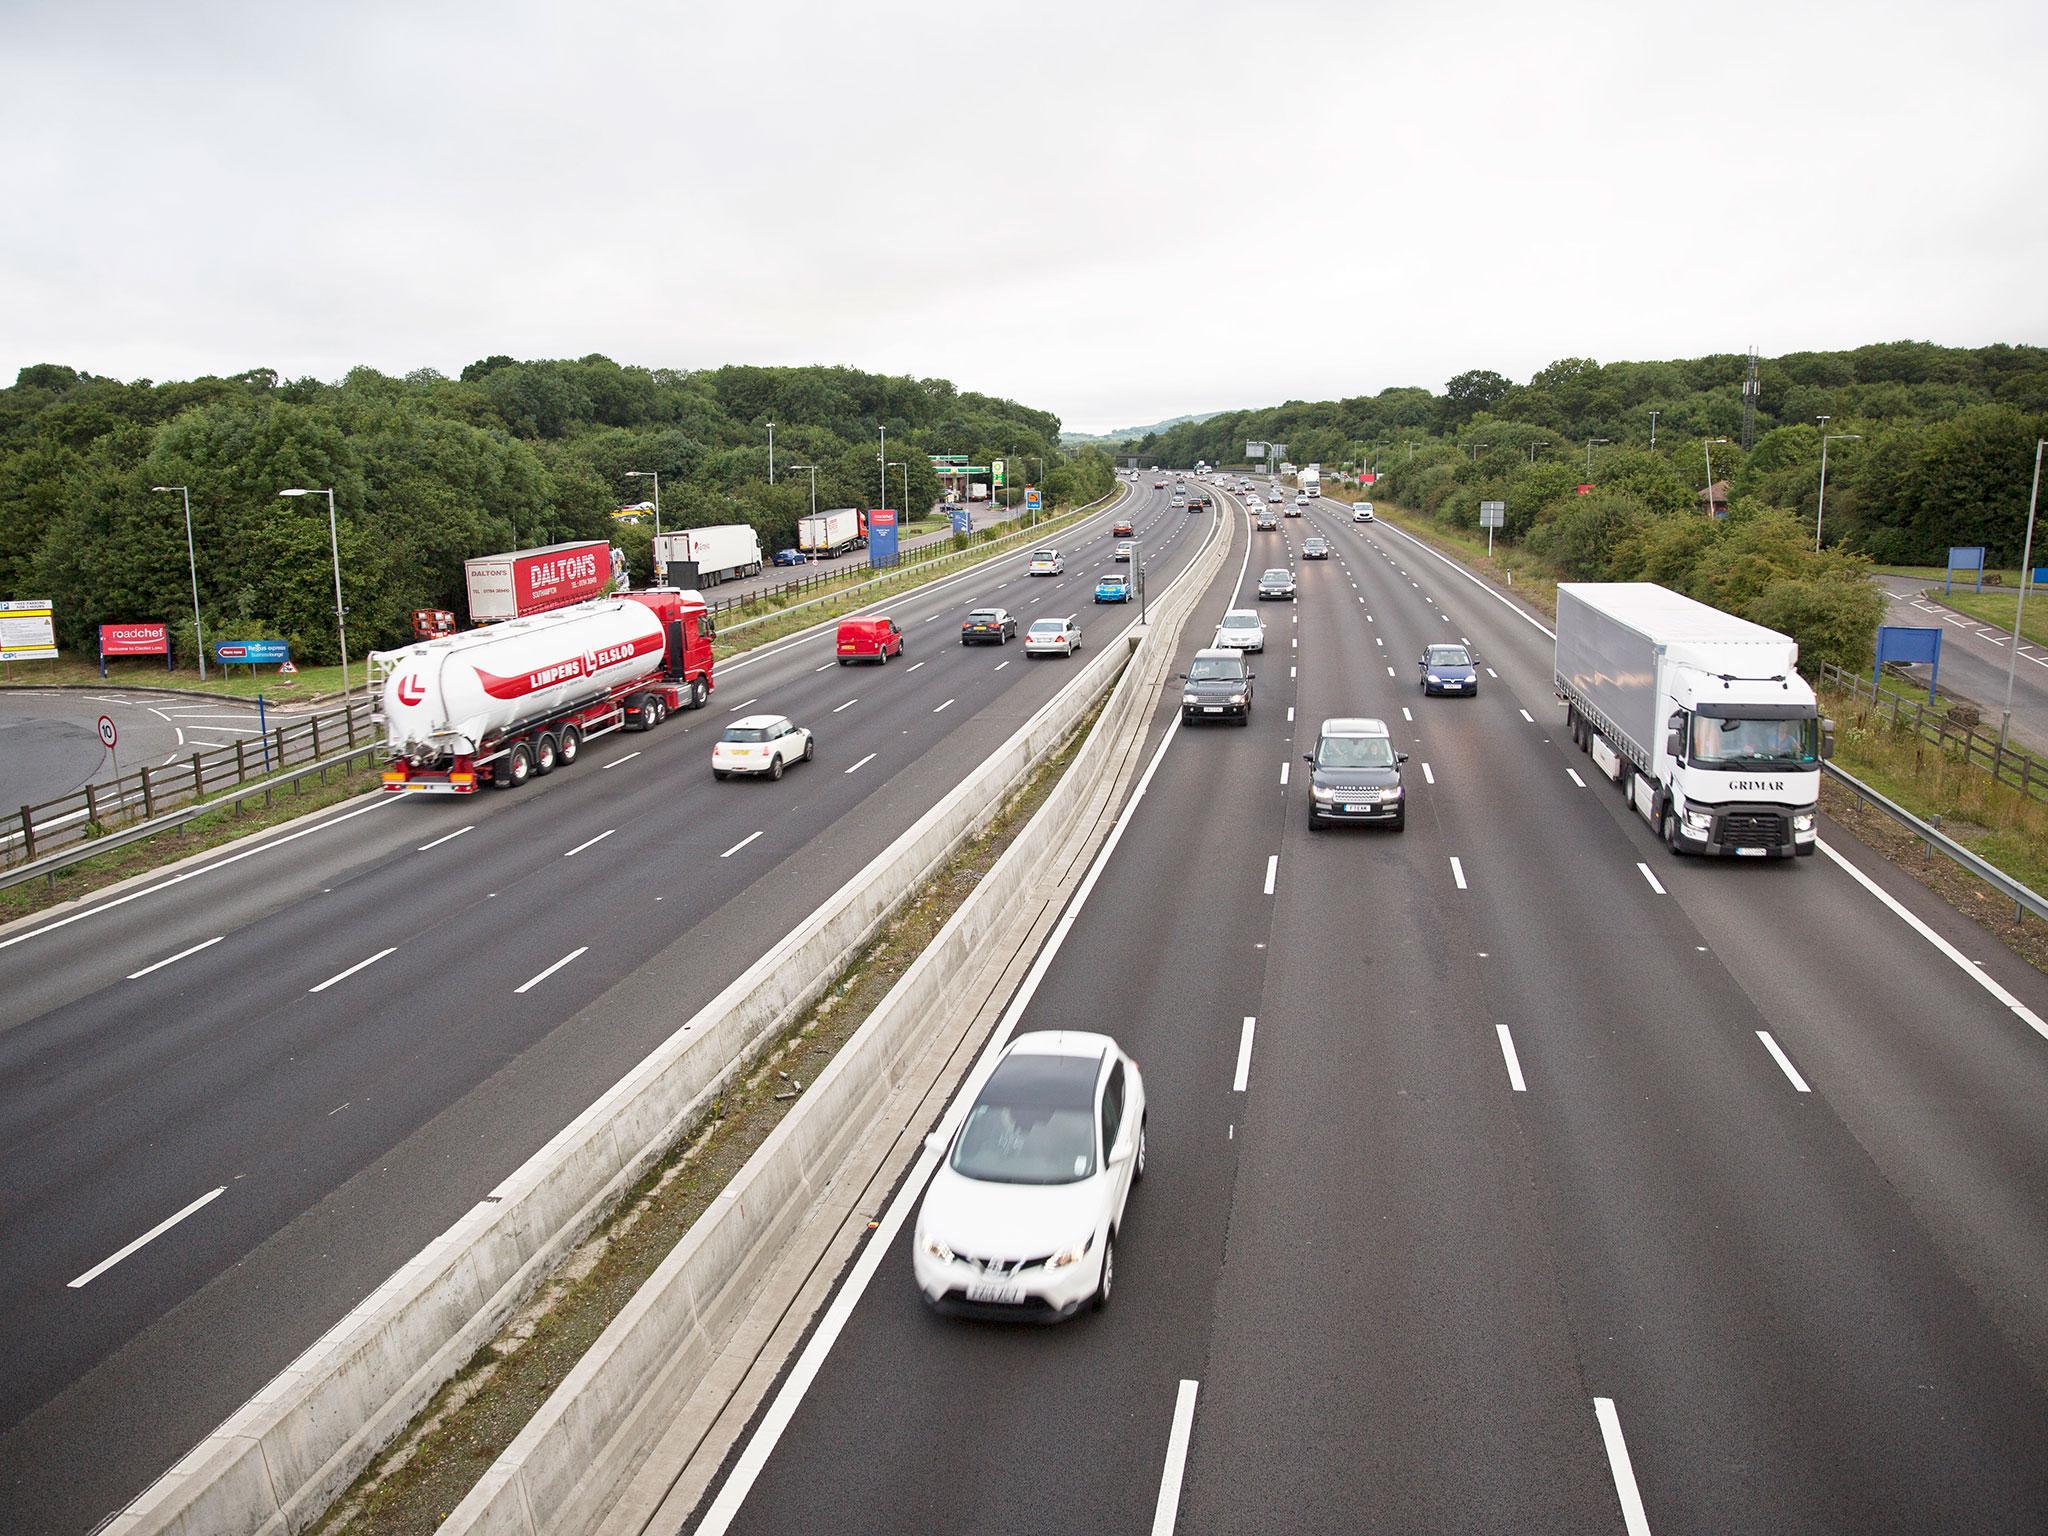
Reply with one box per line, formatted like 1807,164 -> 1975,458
463,540 -> 622,623
372,588 -> 715,793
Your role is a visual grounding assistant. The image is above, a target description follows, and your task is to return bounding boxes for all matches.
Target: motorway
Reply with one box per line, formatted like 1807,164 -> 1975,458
0,478 -> 1205,1533
692,483 -> 2048,1534
1874,575 -> 2048,760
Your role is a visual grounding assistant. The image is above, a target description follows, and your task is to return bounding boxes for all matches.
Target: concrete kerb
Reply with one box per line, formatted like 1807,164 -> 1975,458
104,489 -> 1172,1536
433,499 -> 1231,1536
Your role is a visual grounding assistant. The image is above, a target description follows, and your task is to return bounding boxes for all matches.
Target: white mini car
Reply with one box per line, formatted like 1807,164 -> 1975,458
914,1031 -> 1145,1319
1029,548 -> 1064,576
1353,502 -> 1376,523
712,714 -> 813,780
1214,608 -> 1266,652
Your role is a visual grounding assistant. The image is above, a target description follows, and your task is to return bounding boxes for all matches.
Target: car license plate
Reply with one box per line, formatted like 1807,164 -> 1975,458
1737,847 -> 1766,857
1345,803 -> 1372,812
966,1281 -> 1025,1304
1203,706 -> 1223,713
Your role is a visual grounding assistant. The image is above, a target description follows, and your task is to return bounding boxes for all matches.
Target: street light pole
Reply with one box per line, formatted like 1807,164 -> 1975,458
278,486 -> 348,700
767,421 -> 775,485
1816,430 -> 1861,551
1586,437 -> 1611,478
1649,410 -> 1659,449
1998,438 -> 2043,754
878,426 -> 887,519
152,484 -> 206,680
788,464 -> 819,521
1470,442 -> 1491,463
888,461 -> 908,524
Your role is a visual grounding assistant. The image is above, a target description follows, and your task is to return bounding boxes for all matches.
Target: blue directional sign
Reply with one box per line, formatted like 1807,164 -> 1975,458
216,639 -> 290,664
949,504 -> 972,536
1875,625 -> 1941,701
1945,545 -> 1986,594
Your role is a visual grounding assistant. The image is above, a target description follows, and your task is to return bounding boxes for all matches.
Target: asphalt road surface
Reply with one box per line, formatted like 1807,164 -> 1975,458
692,483 -> 2048,1536
1872,575 -> 2048,759
0,480 -> 1208,1534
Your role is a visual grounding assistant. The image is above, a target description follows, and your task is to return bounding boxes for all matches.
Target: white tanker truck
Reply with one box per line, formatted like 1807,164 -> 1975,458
371,588 -> 717,793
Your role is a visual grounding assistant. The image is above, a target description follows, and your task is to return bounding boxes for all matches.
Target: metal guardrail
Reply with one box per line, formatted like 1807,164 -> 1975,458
0,740 -> 384,894
1824,761 -> 2048,924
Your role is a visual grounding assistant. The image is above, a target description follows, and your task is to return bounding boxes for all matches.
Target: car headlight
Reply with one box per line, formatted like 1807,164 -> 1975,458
1048,1235 -> 1095,1269
922,1235 -> 955,1264
1793,811 -> 1816,832
1386,784 -> 1404,798
1313,786 -> 1339,801
1229,692 -> 1247,705
1684,808 -> 1714,831
1427,674 -> 1441,683
1183,692 -> 1199,704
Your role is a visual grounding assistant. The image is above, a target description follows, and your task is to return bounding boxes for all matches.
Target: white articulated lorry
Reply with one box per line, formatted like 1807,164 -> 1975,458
1299,465 -> 1321,498
653,524 -> 763,586
1555,582 -> 1830,858
799,508 -> 867,558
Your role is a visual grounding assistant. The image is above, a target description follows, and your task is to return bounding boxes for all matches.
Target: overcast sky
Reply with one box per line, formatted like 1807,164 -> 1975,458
5,0 -> 2044,434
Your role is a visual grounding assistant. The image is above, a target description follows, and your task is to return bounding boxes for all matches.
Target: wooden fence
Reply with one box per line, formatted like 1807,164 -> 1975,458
5,697 -> 379,867
1818,662 -> 2048,802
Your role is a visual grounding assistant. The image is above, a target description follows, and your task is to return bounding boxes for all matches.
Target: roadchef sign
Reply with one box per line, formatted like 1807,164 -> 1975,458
100,622 -> 169,656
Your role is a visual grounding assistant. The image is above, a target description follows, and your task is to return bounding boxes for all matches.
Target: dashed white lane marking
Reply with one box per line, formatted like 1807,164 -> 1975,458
1280,761 -> 1290,785
720,830 -> 764,859
1151,1380 -> 1202,1536
727,697 -> 759,713
1450,857 -> 1468,889
1594,1397 -> 1654,1536
601,751 -> 641,770
564,829 -> 615,857
1520,708 -> 1535,723
1567,769 -> 1586,787
1487,667 -> 1498,677
1263,855 -> 1278,895
514,945 -> 589,994
1496,1025 -> 1528,1092
995,660 -> 1010,671
933,698 -> 955,713
1287,706 -> 1294,721
1386,666 -> 1395,677
832,698 -> 859,713
1756,1031 -> 1812,1092
68,1186 -> 227,1289
844,752 -> 876,774
1421,762 -> 1434,784
1233,1017 -> 1257,1092
309,946 -> 396,994
126,935 -> 224,979
417,825 -> 473,851
905,661 -> 927,673
1637,862 -> 1667,895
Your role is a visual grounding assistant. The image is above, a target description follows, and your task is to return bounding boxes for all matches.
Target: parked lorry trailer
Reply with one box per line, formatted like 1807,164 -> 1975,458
653,524 -> 764,586
799,508 -> 868,557
463,540 -> 623,623
372,588 -> 716,793
1554,582 -> 1828,858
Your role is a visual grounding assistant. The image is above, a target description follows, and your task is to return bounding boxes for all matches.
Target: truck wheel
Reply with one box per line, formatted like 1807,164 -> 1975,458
495,743 -> 533,789
1663,808 -> 1685,855
690,677 -> 708,709
532,733 -> 558,775
557,726 -> 581,765
769,755 -> 784,781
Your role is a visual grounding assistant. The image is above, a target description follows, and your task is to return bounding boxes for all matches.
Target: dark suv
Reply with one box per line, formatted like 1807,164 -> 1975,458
1304,717 -> 1407,829
1180,647 -> 1254,725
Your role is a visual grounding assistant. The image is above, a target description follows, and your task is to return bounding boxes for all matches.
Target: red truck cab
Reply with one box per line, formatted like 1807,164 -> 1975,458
836,615 -> 904,665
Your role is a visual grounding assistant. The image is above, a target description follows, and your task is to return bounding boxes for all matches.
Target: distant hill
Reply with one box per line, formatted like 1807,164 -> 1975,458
1062,410 -> 1226,445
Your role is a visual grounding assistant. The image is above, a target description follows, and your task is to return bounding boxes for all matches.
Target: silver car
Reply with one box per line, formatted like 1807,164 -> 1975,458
1025,615 -> 1084,656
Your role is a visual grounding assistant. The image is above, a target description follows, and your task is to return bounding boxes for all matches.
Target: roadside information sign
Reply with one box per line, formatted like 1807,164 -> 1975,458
1,599 -> 58,661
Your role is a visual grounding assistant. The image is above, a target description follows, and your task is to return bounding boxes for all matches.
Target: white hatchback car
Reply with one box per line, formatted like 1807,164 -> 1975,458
1353,502 -> 1376,523
1025,615 -> 1084,656
914,1031 -> 1145,1319
712,714 -> 813,781
1214,608 -> 1266,652
1029,548 -> 1064,576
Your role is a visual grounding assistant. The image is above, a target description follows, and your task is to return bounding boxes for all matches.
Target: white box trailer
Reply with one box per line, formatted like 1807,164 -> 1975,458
654,524 -> 763,587
799,508 -> 867,557
1554,582 -> 1828,858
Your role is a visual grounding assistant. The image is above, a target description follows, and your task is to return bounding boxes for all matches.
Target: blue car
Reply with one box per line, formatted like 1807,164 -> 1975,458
1419,642 -> 1479,696
773,548 -> 807,567
1094,573 -> 1132,603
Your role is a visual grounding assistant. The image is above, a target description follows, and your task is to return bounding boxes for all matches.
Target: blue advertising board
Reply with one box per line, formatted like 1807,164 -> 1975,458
866,508 -> 900,568
949,504 -> 972,536
1945,545 -> 1986,594
1875,625 -> 1941,701
215,639 -> 291,665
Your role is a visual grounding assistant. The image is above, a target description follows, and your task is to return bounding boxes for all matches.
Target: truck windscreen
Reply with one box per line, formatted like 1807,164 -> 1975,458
1689,714 -> 1819,769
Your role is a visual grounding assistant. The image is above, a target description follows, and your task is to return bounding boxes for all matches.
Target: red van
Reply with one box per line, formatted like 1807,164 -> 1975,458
836,615 -> 904,665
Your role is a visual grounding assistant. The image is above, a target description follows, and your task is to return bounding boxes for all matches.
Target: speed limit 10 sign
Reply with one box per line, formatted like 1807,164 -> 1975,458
97,714 -> 118,748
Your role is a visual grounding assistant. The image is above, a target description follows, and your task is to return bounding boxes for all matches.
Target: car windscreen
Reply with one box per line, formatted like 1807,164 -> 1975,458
723,727 -> 772,742
1261,570 -> 1289,582
950,1053 -> 1100,1184
1188,657 -> 1245,681
1317,735 -> 1396,769
1689,714 -> 1820,769
1427,647 -> 1472,667
1219,614 -> 1258,629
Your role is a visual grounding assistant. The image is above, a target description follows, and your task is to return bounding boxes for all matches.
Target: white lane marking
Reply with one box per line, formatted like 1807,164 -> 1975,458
933,698 -> 955,713
1263,855 -> 1278,895
1817,839 -> 2048,1043
1386,666 -> 1395,677
1375,637 -> 1383,647
906,661 -> 927,673
726,697 -> 760,713
1567,768 -> 1587,787
148,706 -> 173,722
1402,707 -> 1413,721
814,662 -> 835,672
175,726 -> 184,746
1291,636 -> 1298,650
1594,1397 -> 1654,1536
417,825 -> 473,851
309,946 -> 397,994
832,698 -> 859,713
514,945 -> 589,995
1287,706 -> 1294,721
1450,857 -> 1468,889
601,750 -> 641,770
720,830 -> 764,859
1292,666 -> 1298,678
924,613 -> 942,623
564,828 -> 615,857
1233,1017 -> 1257,1092
1280,761 -> 1290,786
844,752 -> 876,774
1519,708 -> 1535,723
1421,762 -> 1434,784
1756,1031 -> 1812,1092
68,1186 -> 226,1289
995,660 -> 1011,671
695,696 -> 1187,1536
1636,862 -> 1667,895
1442,613 -> 1451,622
1496,1025 -> 1528,1092
126,935 -> 224,979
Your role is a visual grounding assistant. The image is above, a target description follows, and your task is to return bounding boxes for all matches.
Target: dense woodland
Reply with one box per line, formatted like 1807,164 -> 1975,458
0,358 -> 1114,661
1122,342 -> 2048,673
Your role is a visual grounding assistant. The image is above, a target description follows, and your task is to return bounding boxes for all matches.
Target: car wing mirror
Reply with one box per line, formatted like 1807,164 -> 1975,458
1397,752 -> 1409,763
1303,752 -> 1314,763
923,1132 -> 947,1156
1821,718 -> 1836,760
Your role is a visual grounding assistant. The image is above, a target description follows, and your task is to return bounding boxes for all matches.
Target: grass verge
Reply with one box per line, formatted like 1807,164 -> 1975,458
307,675 -> 1116,1536
0,654 -> 350,698
1915,587 -> 2048,649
